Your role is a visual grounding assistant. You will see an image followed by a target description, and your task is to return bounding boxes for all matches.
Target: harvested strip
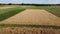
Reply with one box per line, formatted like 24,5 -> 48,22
0,27 -> 60,34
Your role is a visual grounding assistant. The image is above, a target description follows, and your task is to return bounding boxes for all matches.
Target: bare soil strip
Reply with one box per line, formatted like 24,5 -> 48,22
0,6 -> 16,9
0,27 -> 60,34
1,9 -> 60,26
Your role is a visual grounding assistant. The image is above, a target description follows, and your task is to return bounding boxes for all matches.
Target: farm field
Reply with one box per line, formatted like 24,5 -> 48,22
20,6 -> 60,17
0,5 -> 60,34
0,27 -> 60,34
1,9 -> 60,26
0,6 -> 25,21
0,6 -> 60,21
0,5 -> 60,26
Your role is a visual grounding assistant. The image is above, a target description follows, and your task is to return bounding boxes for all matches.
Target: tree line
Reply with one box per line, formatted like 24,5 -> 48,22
0,3 -> 60,6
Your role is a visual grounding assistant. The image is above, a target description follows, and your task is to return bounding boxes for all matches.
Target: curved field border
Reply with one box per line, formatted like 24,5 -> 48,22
0,24 -> 60,29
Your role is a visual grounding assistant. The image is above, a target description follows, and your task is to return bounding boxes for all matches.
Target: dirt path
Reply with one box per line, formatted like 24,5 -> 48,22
0,6 -> 16,9
0,9 -> 60,26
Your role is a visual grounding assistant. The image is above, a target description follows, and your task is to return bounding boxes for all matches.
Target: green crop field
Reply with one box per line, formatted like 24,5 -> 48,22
0,7 -> 25,21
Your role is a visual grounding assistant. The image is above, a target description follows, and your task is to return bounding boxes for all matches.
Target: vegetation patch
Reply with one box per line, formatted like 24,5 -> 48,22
0,24 -> 60,29
0,7 -> 25,21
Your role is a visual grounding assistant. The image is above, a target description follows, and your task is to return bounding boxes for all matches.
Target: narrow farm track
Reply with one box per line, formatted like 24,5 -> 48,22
0,9 -> 60,26
0,6 -> 16,9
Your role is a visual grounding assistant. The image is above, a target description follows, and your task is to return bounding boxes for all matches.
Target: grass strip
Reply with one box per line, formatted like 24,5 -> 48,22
0,8 -> 25,21
0,24 -> 60,29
